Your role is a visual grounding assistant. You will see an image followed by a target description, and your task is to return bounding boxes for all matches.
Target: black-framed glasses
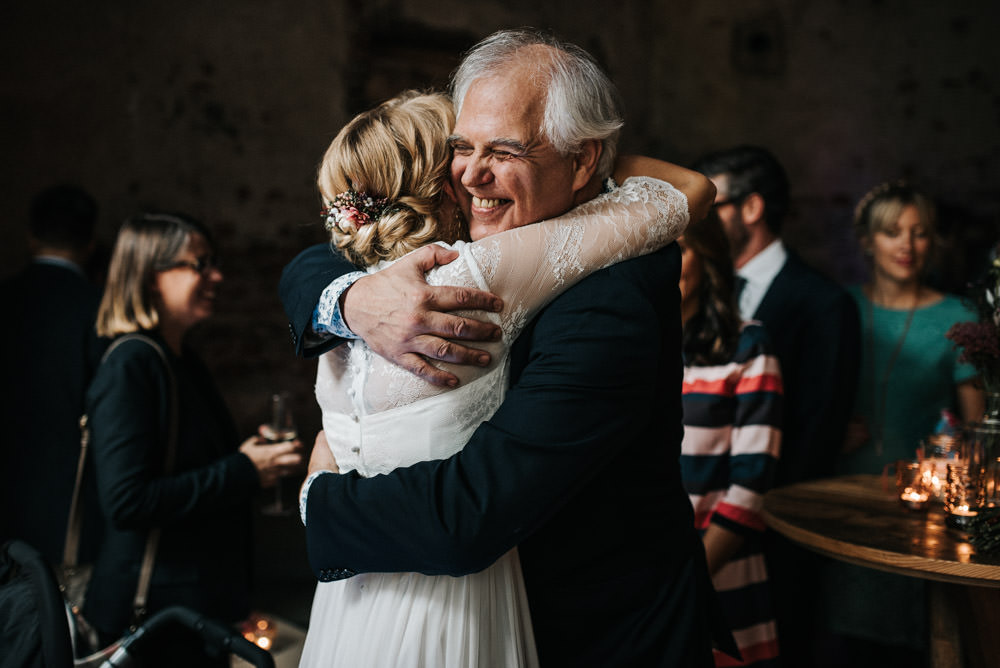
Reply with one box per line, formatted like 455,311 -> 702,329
712,194 -> 747,209
161,256 -> 219,275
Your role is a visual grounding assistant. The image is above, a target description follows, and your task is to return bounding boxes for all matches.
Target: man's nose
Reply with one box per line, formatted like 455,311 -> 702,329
460,152 -> 493,188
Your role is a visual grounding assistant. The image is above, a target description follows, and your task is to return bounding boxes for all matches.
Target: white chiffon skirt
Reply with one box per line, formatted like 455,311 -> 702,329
298,548 -> 538,667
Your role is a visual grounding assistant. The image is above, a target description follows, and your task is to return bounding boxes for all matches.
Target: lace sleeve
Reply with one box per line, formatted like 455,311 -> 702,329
467,176 -> 689,339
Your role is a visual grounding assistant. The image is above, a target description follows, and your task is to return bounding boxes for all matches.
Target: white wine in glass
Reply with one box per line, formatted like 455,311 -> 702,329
260,391 -> 296,516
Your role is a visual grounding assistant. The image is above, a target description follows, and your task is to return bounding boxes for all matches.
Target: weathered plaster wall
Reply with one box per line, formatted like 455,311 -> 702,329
3,0 -> 998,438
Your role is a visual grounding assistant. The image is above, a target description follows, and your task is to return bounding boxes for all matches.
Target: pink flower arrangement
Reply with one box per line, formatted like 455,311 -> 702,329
321,190 -> 391,234
947,256 -> 1000,390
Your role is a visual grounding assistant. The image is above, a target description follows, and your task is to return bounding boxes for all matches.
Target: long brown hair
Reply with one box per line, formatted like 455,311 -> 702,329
681,211 -> 742,366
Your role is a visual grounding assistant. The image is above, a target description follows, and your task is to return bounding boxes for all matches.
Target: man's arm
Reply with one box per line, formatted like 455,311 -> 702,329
304,245 -> 683,578
279,244 -> 358,358
279,244 -> 503,384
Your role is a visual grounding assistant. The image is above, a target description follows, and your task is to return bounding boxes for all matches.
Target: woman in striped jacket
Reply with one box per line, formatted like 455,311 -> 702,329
677,211 -> 784,668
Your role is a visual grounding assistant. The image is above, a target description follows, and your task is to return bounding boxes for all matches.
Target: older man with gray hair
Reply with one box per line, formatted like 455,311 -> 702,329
283,29 -> 733,665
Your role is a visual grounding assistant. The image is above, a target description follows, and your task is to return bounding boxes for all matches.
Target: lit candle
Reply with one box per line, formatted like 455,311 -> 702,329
899,488 -> 930,511
923,467 -> 944,500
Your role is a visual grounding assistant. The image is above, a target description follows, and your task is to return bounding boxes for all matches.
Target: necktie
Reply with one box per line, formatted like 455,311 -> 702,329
734,275 -> 748,300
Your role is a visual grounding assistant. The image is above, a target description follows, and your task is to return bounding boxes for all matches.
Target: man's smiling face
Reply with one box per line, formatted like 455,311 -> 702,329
448,52 -> 584,241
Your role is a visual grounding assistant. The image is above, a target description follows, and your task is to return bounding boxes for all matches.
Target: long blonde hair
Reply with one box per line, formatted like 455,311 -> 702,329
96,212 -> 212,338
318,90 -> 462,267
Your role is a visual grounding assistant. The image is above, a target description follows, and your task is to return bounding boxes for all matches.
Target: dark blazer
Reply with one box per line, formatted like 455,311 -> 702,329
282,243 -> 732,666
81,332 -> 260,639
0,261 -> 104,564
751,251 -> 860,667
752,251 -> 861,486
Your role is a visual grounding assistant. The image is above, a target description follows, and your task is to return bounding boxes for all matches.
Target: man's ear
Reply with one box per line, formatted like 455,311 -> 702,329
571,139 -> 602,192
741,192 -> 766,226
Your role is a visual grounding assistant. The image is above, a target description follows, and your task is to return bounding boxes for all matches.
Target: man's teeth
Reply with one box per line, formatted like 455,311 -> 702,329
473,196 -> 504,209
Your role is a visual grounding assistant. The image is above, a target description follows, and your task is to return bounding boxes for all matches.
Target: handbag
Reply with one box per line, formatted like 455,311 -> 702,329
59,333 -> 179,663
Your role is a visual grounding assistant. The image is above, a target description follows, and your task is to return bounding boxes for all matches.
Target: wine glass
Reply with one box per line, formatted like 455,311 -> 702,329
259,391 -> 297,516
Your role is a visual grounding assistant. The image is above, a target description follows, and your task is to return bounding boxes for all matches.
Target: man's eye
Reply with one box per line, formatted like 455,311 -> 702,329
492,150 -> 514,160
451,144 -> 472,155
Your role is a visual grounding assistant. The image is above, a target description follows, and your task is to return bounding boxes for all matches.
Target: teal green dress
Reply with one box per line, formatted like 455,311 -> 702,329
823,287 -> 979,650
838,286 -> 978,475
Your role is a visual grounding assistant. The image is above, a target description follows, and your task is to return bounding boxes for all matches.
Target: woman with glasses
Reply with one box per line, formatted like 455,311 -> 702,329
81,212 -> 303,666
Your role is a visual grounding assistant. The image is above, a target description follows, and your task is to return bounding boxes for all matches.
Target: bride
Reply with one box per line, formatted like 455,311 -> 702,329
298,90 -> 713,666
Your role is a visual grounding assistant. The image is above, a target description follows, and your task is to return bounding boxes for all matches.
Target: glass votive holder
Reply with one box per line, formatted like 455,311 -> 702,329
923,434 -> 958,502
896,460 -> 931,511
944,462 -> 985,530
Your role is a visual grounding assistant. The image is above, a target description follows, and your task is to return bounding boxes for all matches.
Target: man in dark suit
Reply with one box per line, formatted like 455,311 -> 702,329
284,29 -> 733,666
0,185 -> 105,564
694,145 -> 861,665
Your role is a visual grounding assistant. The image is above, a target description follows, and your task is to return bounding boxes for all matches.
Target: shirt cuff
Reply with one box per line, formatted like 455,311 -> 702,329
312,271 -> 367,340
300,470 -> 335,526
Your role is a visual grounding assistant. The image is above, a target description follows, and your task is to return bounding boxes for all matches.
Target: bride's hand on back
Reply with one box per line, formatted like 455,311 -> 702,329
308,430 -> 338,475
341,244 -> 505,387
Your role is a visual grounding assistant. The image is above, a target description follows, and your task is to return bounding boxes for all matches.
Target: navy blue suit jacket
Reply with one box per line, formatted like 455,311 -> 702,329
752,252 -> 861,486
281,243 -> 732,666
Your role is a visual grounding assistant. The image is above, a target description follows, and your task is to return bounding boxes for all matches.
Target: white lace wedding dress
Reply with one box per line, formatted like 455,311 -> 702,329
299,177 -> 690,667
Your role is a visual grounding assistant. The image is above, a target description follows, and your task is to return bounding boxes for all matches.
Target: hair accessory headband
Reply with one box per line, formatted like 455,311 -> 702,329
853,179 -> 909,231
321,190 -> 391,233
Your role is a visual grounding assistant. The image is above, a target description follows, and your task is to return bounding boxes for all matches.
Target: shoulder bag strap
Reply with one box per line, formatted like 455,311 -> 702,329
124,335 -> 178,623
59,333 -> 179,624
63,334 -> 152,569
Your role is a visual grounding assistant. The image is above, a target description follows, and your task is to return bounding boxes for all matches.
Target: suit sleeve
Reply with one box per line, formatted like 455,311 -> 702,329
278,243 -> 357,358
305,245 -> 682,578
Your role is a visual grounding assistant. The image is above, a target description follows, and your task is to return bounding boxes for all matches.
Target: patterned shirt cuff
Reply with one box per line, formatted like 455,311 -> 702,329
312,271 -> 367,339
300,470 -> 335,526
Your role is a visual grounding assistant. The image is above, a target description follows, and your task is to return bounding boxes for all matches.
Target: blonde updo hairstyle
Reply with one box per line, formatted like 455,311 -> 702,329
318,90 -> 461,267
853,180 -> 938,251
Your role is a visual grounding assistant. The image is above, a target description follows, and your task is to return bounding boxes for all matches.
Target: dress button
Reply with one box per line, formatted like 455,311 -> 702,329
351,447 -> 360,453
351,414 -> 359,423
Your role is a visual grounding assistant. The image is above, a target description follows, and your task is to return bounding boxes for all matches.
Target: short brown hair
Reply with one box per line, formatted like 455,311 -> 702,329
96,212 -> 212,338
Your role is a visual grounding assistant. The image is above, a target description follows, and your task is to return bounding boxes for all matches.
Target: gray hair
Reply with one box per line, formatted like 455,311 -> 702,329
450,29 -> 623,180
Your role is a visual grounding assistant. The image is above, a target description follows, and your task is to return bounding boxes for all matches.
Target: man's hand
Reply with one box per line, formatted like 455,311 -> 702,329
341,244 -> 504,386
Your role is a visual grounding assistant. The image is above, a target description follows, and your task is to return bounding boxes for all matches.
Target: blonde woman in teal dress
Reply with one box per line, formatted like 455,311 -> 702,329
841,182 -> 983,472
818,182 -> 984,667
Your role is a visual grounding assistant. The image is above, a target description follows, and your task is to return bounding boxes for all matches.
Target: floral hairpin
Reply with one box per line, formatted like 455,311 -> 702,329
321,190 -> 391,233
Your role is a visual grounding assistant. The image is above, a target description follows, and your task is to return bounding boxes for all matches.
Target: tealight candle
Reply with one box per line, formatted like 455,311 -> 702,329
945,462 -> 985,530
896,460 -> 931,512
899,488 -> 930,511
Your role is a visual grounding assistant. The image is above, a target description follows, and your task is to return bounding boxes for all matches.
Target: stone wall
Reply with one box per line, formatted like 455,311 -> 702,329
3,0 -> 998,437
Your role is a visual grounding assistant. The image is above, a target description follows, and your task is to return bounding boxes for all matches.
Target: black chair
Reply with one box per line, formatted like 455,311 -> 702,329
0,540 -> 275,668
1,540 -> 74,668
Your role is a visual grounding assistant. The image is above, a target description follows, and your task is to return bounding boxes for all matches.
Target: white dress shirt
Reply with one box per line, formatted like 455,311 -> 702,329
737,240 -> 787,320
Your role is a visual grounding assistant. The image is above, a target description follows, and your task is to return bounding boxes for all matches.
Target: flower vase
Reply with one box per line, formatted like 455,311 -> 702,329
964,391 -> 1000,508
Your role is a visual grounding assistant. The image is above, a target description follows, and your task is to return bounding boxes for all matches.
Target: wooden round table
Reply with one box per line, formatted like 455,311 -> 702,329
763,474 -> 1000,668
